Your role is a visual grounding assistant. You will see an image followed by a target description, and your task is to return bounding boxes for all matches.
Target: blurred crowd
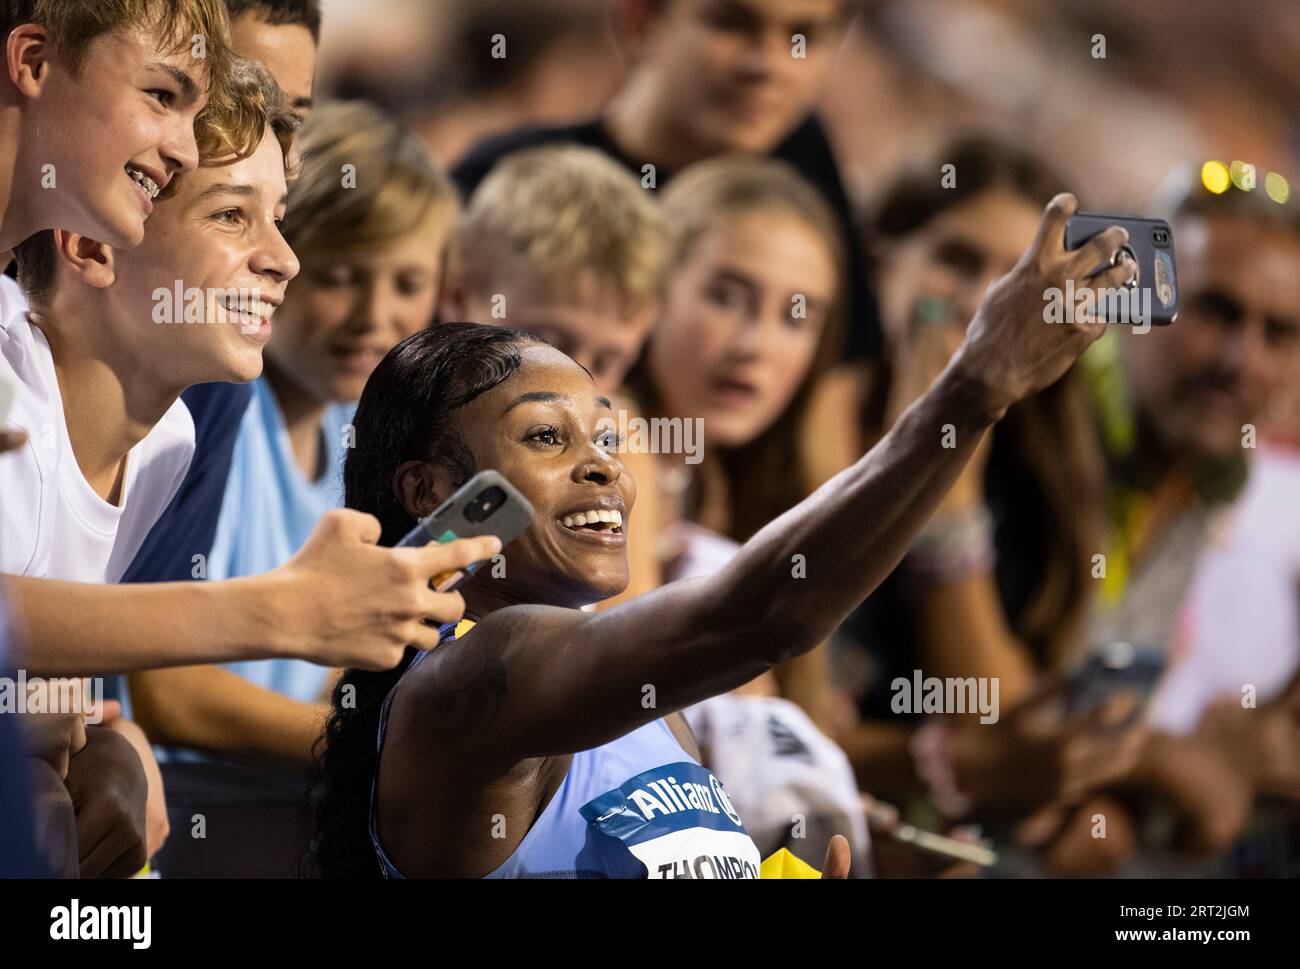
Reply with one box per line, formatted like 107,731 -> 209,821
3,0 -> 1299,879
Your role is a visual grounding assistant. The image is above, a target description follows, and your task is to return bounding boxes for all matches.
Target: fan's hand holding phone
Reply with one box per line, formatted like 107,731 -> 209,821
1061,641 -> 1166,721
396,470 -> 534,592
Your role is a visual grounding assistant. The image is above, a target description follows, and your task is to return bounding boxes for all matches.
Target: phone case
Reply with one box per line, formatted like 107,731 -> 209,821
396,469 -> 535,591
1064,212 -> 1178,325
1062,644 -> 1167,717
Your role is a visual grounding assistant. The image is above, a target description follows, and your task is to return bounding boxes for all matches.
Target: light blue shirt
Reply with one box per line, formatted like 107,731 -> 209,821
370,625 -> 762,879
154,377 -> 355,763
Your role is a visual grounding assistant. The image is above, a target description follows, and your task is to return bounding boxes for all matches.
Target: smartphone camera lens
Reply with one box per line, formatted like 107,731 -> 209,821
1151,226 -> 1171,248
465,486 -> 506,523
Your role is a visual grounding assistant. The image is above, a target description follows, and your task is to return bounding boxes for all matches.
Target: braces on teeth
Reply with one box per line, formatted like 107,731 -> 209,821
127,166 -> 160,200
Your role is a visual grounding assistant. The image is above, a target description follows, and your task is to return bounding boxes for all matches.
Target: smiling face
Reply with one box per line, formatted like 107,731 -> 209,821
231,12 -> 316,120
266,221 -> 447,405
427,345 -> 636,607
636,0 -> 846,155
22,26 -> 208,248
647,208 -> 834,446
103,127 -> 298,387
1121,215 -> 1300,461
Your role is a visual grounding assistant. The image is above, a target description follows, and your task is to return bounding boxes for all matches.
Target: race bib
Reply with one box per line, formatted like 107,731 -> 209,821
579,761 -> 761,879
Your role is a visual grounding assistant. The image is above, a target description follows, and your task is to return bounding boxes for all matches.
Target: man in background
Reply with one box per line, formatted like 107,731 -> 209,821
451,0 -> 881,360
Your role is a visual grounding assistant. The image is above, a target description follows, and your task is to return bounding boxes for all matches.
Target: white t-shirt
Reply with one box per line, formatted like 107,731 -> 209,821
1150,443 -> 1300,734
0,276 -> 194,583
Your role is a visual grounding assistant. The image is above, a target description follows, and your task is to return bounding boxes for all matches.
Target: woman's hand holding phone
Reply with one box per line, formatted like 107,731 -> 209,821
949,193 -> 1133,422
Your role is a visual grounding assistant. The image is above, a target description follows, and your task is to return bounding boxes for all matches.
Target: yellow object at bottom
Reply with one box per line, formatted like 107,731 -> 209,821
760,848 -> 821,879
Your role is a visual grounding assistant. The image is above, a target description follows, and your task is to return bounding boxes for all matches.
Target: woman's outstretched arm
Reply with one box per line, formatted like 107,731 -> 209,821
399,194 -> 1134,766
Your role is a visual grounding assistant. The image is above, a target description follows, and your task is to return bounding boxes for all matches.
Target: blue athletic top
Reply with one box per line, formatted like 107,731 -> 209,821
369,623 -> 761,879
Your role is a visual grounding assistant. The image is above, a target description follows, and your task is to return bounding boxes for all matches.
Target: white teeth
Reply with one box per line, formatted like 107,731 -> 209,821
559,509 -> 623,530
221,296 -> 272,321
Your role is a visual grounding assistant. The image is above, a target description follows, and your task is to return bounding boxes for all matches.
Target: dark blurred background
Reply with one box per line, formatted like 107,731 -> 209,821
314,0 -> 1300,215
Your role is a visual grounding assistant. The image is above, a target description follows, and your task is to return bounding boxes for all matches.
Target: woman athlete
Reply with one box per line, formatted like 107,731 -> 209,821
313,194 -> 1137,878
